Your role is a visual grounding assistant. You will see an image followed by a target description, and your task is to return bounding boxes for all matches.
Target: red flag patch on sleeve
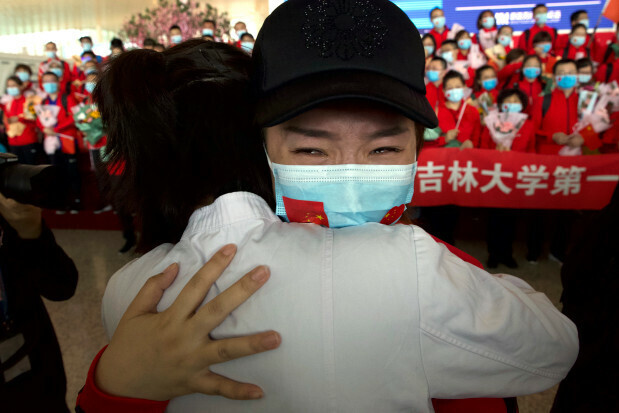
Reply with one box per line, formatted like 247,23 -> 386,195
283,197 -> 330,227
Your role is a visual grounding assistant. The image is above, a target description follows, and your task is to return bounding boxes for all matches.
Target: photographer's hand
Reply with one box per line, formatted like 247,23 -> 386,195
0,192 -> 42,239
95,244 -> 281,401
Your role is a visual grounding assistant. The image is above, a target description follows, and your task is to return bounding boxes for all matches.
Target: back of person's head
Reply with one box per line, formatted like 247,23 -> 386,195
553,58 -> 577,75
143,38 -> 156,47
94,39 -> 272,251
505,48 -> 526,65
497,88 -> 528,112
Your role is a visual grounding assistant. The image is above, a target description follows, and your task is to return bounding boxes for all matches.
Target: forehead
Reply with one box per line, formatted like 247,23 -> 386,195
445,77 -> 463,88
42,74 -> 57,82
442,43 -> 457,51
556,62 -> 577,72
431,9 -> 444,17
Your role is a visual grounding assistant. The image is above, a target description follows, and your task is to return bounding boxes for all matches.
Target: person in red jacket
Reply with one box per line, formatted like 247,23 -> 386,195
595,59 -> 619,84
531,31 -> 558,76
517,4 -> 557,54
560,24 -> 590,61
440,40 -> 475,88
3,76 -> 42,164
37,71 -> 82,212
554,10 -> 591,57
422,33 -> 437,68
455,30 -> 473,62
434,70 -> 481,149
497,48 -> 526,88
473,10 -> 498,51
530,59 -> 583,155
13,64 -> 37,96
576,58 -> 596,89
485,25 -> 514,70
471,65 -> 499,115
425,56 -> 447,112
38,42 -> 74,94
514,55 -> 545,106
428,7 -> 449,49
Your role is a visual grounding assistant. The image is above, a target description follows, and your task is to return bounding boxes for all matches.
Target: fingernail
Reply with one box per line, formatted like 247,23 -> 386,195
251,266 -> 269,282
248,390 -> 263,399
163,263 -> 178,275
262,332 -> 280,349
221,244 -> 236,256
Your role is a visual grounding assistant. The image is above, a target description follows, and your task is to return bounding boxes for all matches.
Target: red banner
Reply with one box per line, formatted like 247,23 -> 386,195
413,149 -> 619,210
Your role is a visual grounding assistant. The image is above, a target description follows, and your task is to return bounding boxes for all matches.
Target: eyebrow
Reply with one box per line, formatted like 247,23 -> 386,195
283,124 -> 409,140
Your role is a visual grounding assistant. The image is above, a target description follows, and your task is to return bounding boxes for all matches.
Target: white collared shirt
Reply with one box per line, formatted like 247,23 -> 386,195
102,191 -> 578,413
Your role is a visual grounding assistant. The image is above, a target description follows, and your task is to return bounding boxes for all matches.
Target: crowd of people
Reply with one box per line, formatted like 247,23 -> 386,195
0,6 -> 618,262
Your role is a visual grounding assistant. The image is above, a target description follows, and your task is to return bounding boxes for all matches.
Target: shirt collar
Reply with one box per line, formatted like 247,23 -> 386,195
182,192 -> 278,238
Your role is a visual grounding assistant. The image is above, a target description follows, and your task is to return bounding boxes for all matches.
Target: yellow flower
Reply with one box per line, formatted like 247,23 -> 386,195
90,110 -> 101,119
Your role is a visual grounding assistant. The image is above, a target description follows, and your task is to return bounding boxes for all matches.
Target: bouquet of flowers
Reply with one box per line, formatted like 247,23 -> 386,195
34,104 -> 62,154
484,110 -> 528,149
578,89 -> 598,120
71,103 -> 104,145
576,81 -> 619,134
423,127 -> 442,141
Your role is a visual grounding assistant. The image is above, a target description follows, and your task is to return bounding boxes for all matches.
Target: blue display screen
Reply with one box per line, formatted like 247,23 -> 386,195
391,0 -> 615,32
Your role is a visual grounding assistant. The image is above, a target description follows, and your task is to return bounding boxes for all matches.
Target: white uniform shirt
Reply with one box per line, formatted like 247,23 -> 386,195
102,191 -> 578,413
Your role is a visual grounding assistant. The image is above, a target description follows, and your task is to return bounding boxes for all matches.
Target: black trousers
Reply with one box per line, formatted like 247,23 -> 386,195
486,208 -> 517,260
9,143 -> 42,165
422,205 -> 460,245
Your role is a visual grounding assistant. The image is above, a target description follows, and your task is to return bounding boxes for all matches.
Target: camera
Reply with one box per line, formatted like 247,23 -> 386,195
0,153 -> 68,209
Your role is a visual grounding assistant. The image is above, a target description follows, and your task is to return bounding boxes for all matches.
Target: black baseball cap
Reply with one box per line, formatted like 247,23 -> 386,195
252,0 -> 438,129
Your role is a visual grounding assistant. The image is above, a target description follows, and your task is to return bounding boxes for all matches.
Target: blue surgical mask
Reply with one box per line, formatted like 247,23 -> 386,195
241,41 -> 254,52
43,82 -> 58,94
6,87 -> 20,97
458,39 -> 472,50
536,43 -> 551,54
85,82 -> 96,93
15,72 -> 30,82
424,45 -> 435,55
498,35 -> 512,47
50,68 -> 63,78
482,78 -> 498,91
85,68 -> 98,75
202,29 -> 214,36
570,36 -> 586,47
433,16 -> 446,29
427,70 -> 440,83
578,74 -> 592,84
502,102 -> 523,113
83,43 -> 93,52
535,13 -> 548,25
236,30 -> 247,37
269,160 -> 417,228
445,87 -> 464,102
523,66 -> 541,79
441,50 -> 454,63
579,19 -> 590,29
45,51 -> 56,59
171,34 -> 182,44
557,74 -> 578,89
482,16 -> 495,29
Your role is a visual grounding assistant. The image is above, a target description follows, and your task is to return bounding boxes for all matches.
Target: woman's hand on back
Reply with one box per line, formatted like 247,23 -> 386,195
95,244 -> 281,401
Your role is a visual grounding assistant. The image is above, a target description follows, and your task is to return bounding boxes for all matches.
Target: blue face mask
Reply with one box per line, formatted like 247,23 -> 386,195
458,39 -> 472,50
570,36 -> 586,47
441,50 -> 454,63
269,160 -> 417,228
45,51 -> 56,59
482,78 -> 498,91
50,68 -> 63,79
578,74 -> 592,84
202,28 -> 214,36
424,45 -> 435,55
241,41 -> 254,52
427,70 -> 441,83
83,43 -> 93,52
171,34 -> 182,44
557,74 -> 578,89
523,66 -> 541,79
579,19 -> 590,29
502,102 -> 523,113
43,82 -> 58,94
445,87 -> 464,103
536,43 -> 551,54
482,16 -> 495,29
236,30 -> 247,38
15,71 -> 30,82
498,35 -> 511,47
85,68 -> 98,75
433,16 -> 446,29
6,87 -> 20,97
535,13 -> 548,26
85,82 -> 96,93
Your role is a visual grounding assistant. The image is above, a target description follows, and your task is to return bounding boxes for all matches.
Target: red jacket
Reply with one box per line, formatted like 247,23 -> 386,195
428,102 -> 481,148
538,54 -> 557,75
2,95 -> 39,146
530,89 -> 578,155
595,61 -> 619,84
76,238 -> 517,413
429,27 -> 450,49
517,24 -> 557,54
516,79 -> 544,108
498,62 -> 521,89
425,82 -> 444,112
37,93 -> 79,155
560,43 -> 589,60
480,119 -> 536,153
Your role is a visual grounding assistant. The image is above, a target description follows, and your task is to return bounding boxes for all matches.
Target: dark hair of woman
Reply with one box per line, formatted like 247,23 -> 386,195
6,75 -> 23,87
497,88 -> 529,112
14,64 -> 32,75
472,65 -> 496,93
94,39 -> 273,252
505,48 -> 526,65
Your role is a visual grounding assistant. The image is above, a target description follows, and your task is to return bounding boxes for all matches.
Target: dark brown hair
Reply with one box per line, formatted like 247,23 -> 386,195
94,39 -> 273,252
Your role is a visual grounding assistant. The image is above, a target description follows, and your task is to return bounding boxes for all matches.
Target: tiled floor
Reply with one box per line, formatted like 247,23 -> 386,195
46,227 -> 564,412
